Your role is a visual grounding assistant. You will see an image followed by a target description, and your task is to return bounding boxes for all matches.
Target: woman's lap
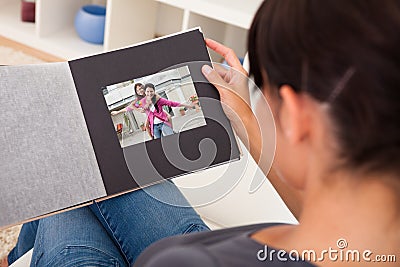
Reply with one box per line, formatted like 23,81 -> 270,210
30,207 -> 128,267
89,180 -> 209,264
8,221 -> 39,264
10,181 -> 209,266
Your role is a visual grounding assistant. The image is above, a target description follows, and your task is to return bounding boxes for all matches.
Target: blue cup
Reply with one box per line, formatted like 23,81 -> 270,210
74,5 -> 106,45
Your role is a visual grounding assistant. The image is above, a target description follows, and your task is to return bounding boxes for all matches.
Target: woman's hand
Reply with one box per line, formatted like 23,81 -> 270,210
202,39 -> 250,107
203,39 -> 303,217
182,103 -> 194,109
143,97 -> 152,110
202,38 -> 261,162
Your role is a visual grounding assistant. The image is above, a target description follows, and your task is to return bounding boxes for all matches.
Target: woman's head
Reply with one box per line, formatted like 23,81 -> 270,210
248,0 -> 400,185
144,83 -> 156,98
144,83 -> 160,112
134,83 -> 145,97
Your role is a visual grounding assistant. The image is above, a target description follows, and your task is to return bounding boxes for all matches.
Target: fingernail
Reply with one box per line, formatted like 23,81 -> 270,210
202,65 -> 212,75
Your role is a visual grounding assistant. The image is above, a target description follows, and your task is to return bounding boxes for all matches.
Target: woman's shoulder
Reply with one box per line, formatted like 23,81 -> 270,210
155,96 -> 167,103
135,223 -> 316,267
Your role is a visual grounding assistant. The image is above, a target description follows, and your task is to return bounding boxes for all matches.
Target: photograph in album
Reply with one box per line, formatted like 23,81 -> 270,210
103,66 -> 206,148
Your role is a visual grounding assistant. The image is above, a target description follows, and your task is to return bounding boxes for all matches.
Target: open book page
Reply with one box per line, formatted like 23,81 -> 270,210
0,62 -> 106,227
0,29 -> 240,228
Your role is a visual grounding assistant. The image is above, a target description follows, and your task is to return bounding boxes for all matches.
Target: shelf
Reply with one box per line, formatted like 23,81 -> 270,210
0,0 -> 103,60
37,26 -> 104,60
0,1 -> 36,43
0,0 -> 255,61
156,0 -> 263,29
105,0 -> 158,51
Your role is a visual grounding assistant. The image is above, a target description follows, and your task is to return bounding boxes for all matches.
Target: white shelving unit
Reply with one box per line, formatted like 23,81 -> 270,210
0,0 -> 104,59
157,0 -> 261,30
0,0 -> 263,60
154,0 -> 263,60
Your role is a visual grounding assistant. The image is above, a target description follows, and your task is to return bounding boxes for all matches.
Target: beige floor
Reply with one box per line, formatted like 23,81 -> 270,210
0,225 -> 21,259
0,35 -> 60,260
0,36 -> 63,64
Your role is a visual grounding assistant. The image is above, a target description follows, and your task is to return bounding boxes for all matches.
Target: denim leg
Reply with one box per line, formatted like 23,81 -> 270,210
89,181 -> 210,265
30,206 -> 128,267
7,220 -> 39,265
10,182 -> 208,266
153,123 -> 163,139
161,123 -> 174,136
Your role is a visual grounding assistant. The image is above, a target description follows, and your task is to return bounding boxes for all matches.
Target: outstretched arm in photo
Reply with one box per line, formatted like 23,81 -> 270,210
156,98 -> 194,112
111,100 -> 145,116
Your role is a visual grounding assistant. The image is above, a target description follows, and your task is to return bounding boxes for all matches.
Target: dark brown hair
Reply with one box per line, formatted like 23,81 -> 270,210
248,0 -> 400,173
134,83 -> 144,99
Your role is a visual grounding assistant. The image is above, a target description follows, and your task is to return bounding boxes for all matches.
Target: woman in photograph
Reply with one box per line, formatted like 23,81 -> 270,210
111,83 -> 147,116
110,82 -> 152,137
141,83 -> 193,139
111,82 -> 175,137
4,0 -> 400,266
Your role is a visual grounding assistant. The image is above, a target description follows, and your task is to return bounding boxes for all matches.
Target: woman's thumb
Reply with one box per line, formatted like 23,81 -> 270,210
201,65 -> 228,91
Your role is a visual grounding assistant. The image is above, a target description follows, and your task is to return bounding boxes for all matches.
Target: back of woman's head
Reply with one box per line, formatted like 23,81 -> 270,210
248,0 -> 400,174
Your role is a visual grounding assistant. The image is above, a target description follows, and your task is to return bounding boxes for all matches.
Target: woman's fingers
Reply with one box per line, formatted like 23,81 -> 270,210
213,63 -> 230,81
205,39 -> 240,67
202,65 -> 248,109
202,64 -> 252,138
205,38 -> 247,75
201,65 -> 229,92
203,39 -> 252,108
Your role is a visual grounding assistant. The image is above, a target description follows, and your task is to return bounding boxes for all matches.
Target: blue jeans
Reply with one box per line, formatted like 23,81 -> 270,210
8,181 -> 209,266
153,122 -> 174,139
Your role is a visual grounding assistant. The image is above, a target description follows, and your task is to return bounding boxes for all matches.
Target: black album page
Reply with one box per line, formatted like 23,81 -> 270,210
68,28 -> 240,196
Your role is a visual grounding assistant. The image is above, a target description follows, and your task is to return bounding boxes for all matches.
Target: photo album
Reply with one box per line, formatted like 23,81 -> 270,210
0,28 -> 240,228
